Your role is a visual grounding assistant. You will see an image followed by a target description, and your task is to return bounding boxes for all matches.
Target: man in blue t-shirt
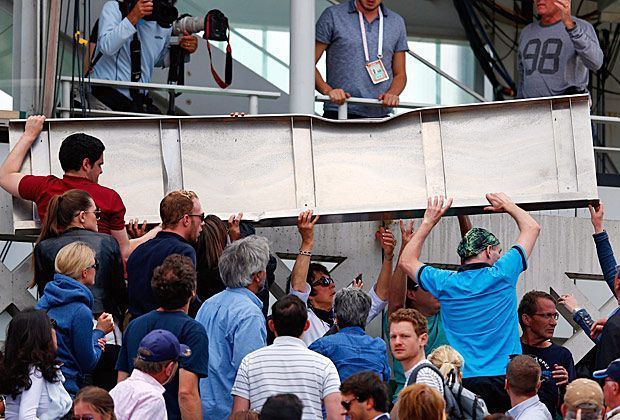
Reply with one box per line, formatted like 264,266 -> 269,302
519,291 -> 576,417
117,254 -> 209,420
399,193 -> 541,413
127,189 -> 204,318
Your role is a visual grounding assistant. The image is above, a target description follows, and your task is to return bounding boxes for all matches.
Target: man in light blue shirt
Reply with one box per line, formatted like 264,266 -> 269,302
195,235 -> 269,419
399,193 -> 541,413
505,355 -> 552,420
91,0 -> 197,112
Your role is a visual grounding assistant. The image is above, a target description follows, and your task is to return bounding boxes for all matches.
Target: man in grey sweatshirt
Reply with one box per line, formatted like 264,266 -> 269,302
517,0 -> 603,99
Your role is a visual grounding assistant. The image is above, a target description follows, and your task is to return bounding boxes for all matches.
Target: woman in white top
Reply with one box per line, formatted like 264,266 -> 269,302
0,308 -> 72,419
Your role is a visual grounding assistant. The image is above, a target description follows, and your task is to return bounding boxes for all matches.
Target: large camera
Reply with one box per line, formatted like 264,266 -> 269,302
172,11 -> 229,42
128,0 -> 178,28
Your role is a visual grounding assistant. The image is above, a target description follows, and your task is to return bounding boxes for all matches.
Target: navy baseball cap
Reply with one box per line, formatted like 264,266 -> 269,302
593,358 -> 620,381
137,329 -> 191,362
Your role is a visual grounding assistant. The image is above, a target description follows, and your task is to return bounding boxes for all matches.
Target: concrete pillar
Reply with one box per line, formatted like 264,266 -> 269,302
289,0 -> 315,114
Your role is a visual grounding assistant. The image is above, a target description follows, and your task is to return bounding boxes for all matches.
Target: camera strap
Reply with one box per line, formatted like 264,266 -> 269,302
205,13 -> 232,89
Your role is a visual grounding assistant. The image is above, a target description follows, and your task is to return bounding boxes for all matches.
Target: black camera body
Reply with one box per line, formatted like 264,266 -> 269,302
127,0 -> 178,28
205,10 -> 229,42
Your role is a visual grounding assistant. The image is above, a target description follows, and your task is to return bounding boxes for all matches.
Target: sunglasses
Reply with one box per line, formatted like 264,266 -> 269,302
50,318 -> 58,329
72,416 -> 94,420
188,212 -> 206,223
341,397 -> 359,411
85,259 -> 99,271
311,276 -> 334,287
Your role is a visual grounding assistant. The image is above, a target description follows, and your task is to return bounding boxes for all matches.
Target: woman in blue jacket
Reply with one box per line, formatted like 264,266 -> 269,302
36,241 -> 114,396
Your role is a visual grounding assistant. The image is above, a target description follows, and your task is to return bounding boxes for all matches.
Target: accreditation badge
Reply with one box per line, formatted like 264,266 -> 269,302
365,59 -> 389,84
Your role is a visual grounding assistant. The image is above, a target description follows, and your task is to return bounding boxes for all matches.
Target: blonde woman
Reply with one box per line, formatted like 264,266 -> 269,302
429,345 -> 489,419
36,241 -> 114,397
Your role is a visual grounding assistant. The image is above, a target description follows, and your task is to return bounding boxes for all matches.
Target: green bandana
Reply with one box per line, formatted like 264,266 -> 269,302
457,227 -> 500,260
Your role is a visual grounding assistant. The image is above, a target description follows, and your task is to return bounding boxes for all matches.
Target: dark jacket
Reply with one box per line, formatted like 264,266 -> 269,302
36,273 -> 106,395
34,228 -> 126,319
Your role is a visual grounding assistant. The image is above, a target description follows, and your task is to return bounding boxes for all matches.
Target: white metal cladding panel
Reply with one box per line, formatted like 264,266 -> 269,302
180,117 -> 298,214
6,95 -> 598,232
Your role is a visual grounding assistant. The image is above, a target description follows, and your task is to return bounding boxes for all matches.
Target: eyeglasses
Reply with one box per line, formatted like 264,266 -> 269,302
311,276 -> 335,287
72,416 -> 94,420
532,312 -> 559,321
187,213 -> 206,223
50,318 -> 58,329
341,397 -> 359,411
76,208 -> 101,221
85,259 -> 99,271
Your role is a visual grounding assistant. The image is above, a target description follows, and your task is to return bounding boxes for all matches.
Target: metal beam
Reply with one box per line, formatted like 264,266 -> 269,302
5,95 -> 597,234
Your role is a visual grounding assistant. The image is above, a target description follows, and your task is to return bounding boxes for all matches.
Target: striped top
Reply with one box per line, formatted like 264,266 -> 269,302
231,336 -> 341,419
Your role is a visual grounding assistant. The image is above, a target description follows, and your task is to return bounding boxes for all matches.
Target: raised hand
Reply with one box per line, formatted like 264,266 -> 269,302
228,212 -> 243,242
399,220 -> 415,250
376,227 -> 396,260
126,219 -> 147,239
588,202 -> 604,234
558,294 -> 579,313
23,115 -> 46,141
298,210 -> 320,245
422,196 -> 453,226
484,192 -> 516,213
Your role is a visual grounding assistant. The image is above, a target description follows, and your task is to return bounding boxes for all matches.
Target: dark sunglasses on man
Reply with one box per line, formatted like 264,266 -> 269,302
311,276 -> 335,288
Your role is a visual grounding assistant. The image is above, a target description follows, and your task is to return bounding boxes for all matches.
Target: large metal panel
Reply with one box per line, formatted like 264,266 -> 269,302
5,95 -> 597,233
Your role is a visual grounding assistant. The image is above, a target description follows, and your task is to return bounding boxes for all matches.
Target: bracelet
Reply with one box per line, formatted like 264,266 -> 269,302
299,250 -> 312,256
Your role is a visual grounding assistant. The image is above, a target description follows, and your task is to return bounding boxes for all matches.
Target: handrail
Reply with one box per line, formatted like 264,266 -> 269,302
590,115 -> 620,154
315,94 -> 436,119
59,76 -> 281,118
407,50 -> 486,103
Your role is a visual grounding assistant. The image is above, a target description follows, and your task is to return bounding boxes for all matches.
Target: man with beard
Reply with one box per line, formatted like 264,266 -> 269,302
126,190 -> 205,319
315,0 -> 408,119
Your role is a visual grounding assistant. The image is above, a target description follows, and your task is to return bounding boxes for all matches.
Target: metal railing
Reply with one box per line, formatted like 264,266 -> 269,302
59,76 -> 281,118
592,115 -> 620,154
315,95 -> 436,119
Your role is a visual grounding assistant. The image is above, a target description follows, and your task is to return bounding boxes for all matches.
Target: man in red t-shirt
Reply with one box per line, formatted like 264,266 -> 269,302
0,115 -> 150,259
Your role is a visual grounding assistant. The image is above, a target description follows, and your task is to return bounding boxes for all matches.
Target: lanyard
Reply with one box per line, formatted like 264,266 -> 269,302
358,7 -> 383,62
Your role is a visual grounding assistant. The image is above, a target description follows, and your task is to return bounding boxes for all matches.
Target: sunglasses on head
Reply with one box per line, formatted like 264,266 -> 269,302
311,276 -> 334,287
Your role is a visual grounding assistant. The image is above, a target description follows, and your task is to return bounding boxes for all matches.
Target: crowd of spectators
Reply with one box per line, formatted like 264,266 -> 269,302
0,117 -> 619,420
0,0 -> 612,417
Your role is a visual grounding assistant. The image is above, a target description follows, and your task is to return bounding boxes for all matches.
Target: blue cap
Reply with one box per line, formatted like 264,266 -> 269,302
593,358 -> 620,381
137,329 -> 191,362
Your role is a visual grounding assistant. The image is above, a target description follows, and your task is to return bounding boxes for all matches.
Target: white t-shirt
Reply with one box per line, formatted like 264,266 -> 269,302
290,284 -> 387,345
404,359 -> 444,394
4,366 -> 72,420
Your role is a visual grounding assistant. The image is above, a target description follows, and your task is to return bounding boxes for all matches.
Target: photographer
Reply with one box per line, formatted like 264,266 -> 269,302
91,0 -> 198,113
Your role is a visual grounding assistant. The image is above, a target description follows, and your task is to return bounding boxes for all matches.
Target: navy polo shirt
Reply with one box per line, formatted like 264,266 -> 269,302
127,231 -> 196,317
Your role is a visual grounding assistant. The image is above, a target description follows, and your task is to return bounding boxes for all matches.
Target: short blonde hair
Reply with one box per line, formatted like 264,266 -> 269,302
54,242 -> 96,280
428,345 -> 464,382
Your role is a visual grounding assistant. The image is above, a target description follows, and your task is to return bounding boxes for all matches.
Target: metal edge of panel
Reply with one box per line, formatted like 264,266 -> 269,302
7,95 -> 591,128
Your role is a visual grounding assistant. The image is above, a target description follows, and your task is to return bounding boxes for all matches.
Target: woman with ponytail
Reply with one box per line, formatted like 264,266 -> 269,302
33,189 -> 126,321
33,189 -> 126,391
